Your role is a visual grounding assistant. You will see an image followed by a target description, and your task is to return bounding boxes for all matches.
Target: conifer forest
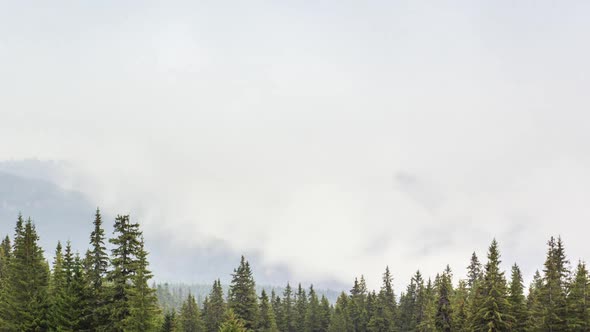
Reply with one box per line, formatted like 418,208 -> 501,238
0,210 -> 587,332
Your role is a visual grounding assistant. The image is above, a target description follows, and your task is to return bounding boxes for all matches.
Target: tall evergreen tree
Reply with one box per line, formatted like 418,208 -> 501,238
203,279 -> 226,332
304,285 -> 322,332
228,256 -> 258,330
282,283 -> 296,332
467,253 -> 483,290
451,280 -> 469,332
566,261 -> 590,331
508,264 -> 527,332
435,269 -> 452,332
0,216 -> 50,331
328,292 -> 352,332
295,284 -> 308,332
160,311 -> 177,332
124,237 -> 159,331
259,289 -> 279,332
368,266 -> 397,332
349,276 -> 369,332
319,295 -> 332,332
86,207 -> 110,331
470,239 -> 511,332
416,278 -> 436,332
271,290 -> 284,331
219,310 -> 248,332
525,270 -> 544,332
178,293 -> 205,332
540,236 -> 569,332
107,214 -> 142,332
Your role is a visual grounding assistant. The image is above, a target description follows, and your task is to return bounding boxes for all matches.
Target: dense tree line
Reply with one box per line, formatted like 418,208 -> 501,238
1,210 -> 590,332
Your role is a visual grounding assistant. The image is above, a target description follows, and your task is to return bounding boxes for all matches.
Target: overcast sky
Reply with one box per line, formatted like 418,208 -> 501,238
1,1 -> 590,289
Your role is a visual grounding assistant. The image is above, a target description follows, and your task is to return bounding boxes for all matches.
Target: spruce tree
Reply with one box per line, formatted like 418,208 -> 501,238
86,207 -> 110,330
368,266 -> 397,332
540,236 -> 569,332
416,278 -> 436,332
48,241 -> 68,330
295,283 -> 308,332
271,290 -> 284,330
566,261 -> 590,331
470,239 -> 511,332
178,293 -> 205,332
161,311 -> 177,332
219,310 -> 248,332
228,256 -> 258,330
349,276 -> 369,332
525,270 -> 544,332
508,264 -> 527,332
282,283 -> 296,332
328,292 -> 352,332
203,279 -> 226,332
304,285 -> 322,332
107,214 -> 142,332
435,269 -> 452,332
319,295 -> 331,332
259,289 -> 279,332
124,237 -> 159,331
467,252 -> 482,290
451,280 -> 469,332
0,216 -> 50,331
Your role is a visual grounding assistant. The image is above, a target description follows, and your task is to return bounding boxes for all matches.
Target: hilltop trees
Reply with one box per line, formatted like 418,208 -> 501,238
5,209 -> 590,332
228,256 -> 259,330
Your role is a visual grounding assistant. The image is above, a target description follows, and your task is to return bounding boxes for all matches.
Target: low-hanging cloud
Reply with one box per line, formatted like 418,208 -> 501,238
2,1 -> 590,290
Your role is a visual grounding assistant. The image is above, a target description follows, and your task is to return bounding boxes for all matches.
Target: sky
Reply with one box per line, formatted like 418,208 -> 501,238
1,1 -> 590,290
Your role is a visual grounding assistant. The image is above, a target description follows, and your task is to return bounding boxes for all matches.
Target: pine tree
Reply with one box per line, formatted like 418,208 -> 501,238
219,310 -> 248,332
282,283 -> 297,332
295,284 -> 308,332
0,216 -> 50,331
124,237 -> 160,331
203,279 -> 226,332
566,261 -> 590,331
304,285 -> 322,332
508,264 -> 527,332
416,278 -> 436,332
161,311 -> 177,332
470,239 -> 511,332
0,235 -> 10,328
328,292 -> 352,332
48,241 -> 68,330
271,290 -> 284,330
349,276 -> 369,332
467,252 -> 483,290
540,236 -> 569,332
107,214 -> 142,331
178,293 -> 205,332
451,280 -> 469,332
319,295 -> 331,332
86,207 -> 110,331
398,271 -> 421,330
259,289 -> 279,332
228,256 -> 258,330
368,266 -> 397,332
435,269 -> 452,332
525,270 -> 544,332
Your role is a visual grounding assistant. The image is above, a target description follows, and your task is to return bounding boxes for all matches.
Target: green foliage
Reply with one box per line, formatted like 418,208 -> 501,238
178,293 -> 205,332
228,256 -> 259,330
540,236 -> 569,331
204,279 -> 226,332
508,264 -> 527,332
435,269 -> 452,332
470,239 -> 511,332
219,310 -> 247,332
566,261 -> 590,331
0,216 -> 50,331
259,289 -> 279,332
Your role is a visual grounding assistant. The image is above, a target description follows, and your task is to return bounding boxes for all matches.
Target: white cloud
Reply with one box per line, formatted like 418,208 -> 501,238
1,1 -> 590,289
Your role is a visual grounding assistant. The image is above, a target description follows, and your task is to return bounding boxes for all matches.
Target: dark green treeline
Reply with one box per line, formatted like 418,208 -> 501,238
1,211 -> 589,332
